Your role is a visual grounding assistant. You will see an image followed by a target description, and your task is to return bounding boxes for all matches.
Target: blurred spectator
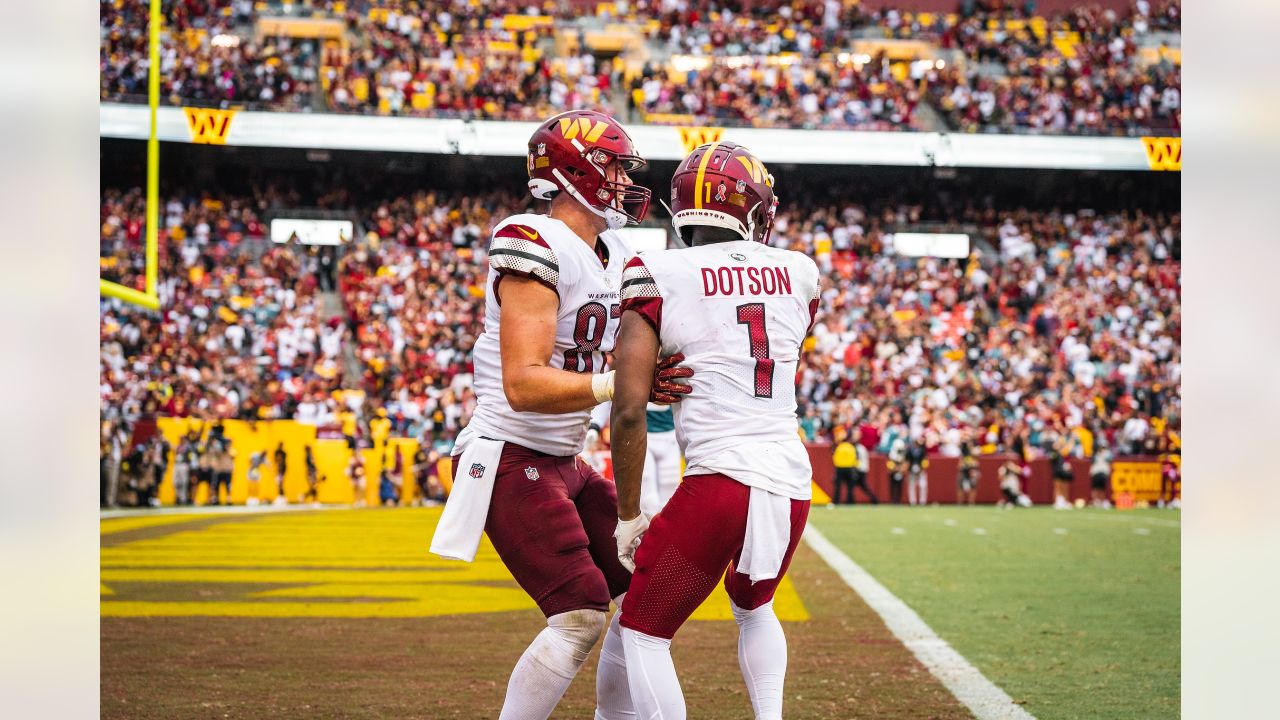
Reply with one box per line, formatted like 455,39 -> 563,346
246,450 -> 268,505
304,445 -> 320,503
207,424 -> 236,505
958,435 -> 978,505
414,446 -> 446,506
347,452 -> 367,507
832,431 -> 857,504
172,432 -> 199,506
273,442 -> 289,505
998,455 -> 1033,508
906,436 -> 927,505
379,448 -> 403,506
1090,440 -> 1113,508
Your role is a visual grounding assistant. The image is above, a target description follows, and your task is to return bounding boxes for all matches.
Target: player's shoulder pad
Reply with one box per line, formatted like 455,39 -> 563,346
786,249 -> 822,299
489,216 -> 559,288
620,254 -> 661,302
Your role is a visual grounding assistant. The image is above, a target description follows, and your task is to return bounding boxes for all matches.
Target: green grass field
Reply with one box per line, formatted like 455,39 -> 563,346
809,506 -> 1181,720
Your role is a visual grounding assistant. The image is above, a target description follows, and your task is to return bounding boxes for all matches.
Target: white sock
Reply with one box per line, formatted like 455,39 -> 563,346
595,595 -> 637,720
499,609 -> 605,720
621,627 -> 684,720
731,600 -> 787,720
919,478 -> 928,504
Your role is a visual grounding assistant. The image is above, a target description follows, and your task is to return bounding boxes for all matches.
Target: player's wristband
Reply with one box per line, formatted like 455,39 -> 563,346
592,371 -> 616,404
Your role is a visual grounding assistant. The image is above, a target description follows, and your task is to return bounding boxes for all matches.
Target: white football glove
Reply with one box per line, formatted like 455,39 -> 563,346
614,514 -> 650,572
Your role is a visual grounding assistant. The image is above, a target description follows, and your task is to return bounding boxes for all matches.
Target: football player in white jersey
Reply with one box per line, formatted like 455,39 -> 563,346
428,110 -> 691,720
610,142 -> 820,720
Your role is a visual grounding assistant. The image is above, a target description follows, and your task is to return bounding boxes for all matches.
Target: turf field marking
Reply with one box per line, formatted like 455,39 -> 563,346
972,528 -> 987,535
943,519 -> 958,526
890,527 -> 906,535
1134,528 -> 1152,535
803,525 -> 1036,720
1053,528 -> 1068,535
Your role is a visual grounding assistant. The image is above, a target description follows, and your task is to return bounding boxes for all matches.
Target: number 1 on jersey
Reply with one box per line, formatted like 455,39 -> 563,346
736,302 -> 774,398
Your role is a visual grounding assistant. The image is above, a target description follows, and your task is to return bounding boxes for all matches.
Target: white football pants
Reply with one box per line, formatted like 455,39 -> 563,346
640,431 -> 681,518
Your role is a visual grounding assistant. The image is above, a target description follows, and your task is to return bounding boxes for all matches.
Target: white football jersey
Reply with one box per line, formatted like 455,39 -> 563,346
620,240 -> 819,500
459,213 -> 634,457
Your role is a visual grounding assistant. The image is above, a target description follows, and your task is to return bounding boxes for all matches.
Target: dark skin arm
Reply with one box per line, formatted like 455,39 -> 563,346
610,311 -> 662,521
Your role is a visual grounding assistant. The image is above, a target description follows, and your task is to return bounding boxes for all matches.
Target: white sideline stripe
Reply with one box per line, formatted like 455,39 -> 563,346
803,524 -> 1036,720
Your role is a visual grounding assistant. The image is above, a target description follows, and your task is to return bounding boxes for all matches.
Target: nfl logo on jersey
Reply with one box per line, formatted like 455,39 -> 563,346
469,463 -> 485,479
525,466 -> 540,481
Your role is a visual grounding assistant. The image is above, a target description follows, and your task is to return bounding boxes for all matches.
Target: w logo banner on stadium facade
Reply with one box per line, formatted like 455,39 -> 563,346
183,107 -> 237,145
1142,137 -> 1181,171
677,126 -> 724,155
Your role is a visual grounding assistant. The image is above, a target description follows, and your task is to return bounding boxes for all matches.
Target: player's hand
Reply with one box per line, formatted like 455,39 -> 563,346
650,353 -> 694,405
614,513 -> 650,572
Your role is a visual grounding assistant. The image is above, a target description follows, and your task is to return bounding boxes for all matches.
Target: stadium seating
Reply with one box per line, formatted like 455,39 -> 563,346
99,0 -> 1181,135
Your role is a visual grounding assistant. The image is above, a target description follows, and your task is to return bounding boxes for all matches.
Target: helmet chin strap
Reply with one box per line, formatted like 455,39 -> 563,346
659,199 -> 688,248
553,168 -> 628,230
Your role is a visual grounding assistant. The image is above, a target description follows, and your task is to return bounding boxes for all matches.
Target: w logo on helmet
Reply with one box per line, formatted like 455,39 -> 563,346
735,155 -> 774,187
183,107 -> 236,145
558,117 -> 610,143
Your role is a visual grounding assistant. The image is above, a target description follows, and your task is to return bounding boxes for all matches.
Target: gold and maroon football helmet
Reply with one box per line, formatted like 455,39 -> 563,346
526,110 -> 651,229
668,141 -> 777,244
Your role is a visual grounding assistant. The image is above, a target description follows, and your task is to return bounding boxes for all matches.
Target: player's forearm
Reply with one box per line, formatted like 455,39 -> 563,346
503,365 -> 604,414
610,404 -> 647,519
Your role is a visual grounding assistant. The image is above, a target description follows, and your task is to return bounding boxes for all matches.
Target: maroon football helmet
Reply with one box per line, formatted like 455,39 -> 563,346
669,141 -> 778,244
527,110 -> 651,229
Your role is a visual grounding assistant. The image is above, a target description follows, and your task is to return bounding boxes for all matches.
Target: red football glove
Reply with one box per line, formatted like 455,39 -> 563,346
650,353 -> 694,405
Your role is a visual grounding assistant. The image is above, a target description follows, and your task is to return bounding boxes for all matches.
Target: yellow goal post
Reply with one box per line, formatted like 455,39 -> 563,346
100,0 -> 161,311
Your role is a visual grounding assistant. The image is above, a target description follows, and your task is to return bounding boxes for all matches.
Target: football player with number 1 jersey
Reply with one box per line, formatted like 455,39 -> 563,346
610,142 -> 819,720
429,110 -> 692,720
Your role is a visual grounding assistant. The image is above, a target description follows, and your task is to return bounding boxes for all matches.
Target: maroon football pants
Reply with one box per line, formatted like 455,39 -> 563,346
452,441 -> 632,618
620,472 -> 810,640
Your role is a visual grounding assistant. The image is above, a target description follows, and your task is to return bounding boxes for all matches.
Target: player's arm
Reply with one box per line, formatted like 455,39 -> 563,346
490,224 -> 611,414
611,310 -> 659,522
498,276 -> 607,413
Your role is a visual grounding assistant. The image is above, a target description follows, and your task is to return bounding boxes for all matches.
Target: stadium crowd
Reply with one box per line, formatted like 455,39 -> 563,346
100,0 -> 316,110
919,2 -> 1182,135
100,187 -> 348,427
100,1 -> 1180,135
101,178 -> 1180,507
631,52 -> 920,130
639,0 -> 869,58
785,203 -> 1180,470
319,1 -> 615,119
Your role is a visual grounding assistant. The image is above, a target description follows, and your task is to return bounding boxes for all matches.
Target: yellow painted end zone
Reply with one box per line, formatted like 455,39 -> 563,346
101,508 -> 809,621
